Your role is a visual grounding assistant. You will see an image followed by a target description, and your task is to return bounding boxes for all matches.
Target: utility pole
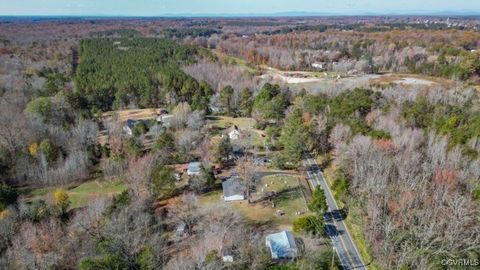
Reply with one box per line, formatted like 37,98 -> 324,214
331,246 -> 336,270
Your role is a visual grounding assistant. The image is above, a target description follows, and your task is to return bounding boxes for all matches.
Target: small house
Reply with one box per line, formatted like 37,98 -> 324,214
221,247 -> 237,262
229,125 -> 241,141
123,119 -> 138,136
175,222 -> 186,236
265,231 -> 298,260
157,114 -> 174,128
312,62 -> 325,70
222,176 -> 245,202
187,162 -> 202,176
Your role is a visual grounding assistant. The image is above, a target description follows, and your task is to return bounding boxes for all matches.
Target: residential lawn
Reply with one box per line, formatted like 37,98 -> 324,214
206,116 -> 255,130
26,179 -> 127,209
206,116 -> 269,149
200,174 -> 309,227
199,189 -> 223,205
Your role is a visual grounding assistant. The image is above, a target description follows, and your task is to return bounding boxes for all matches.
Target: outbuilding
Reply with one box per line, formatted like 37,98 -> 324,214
187,162 -> 202,176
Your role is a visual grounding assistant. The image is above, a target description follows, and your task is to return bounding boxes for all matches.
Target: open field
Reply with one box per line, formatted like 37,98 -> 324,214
102,108 -> 162,123
26,179 -> 127,209
200,174 -> 308,228
369,73 -> 455,88
206,116 -> 255,130
206,116 -> 269,149
257,65 -> 456,94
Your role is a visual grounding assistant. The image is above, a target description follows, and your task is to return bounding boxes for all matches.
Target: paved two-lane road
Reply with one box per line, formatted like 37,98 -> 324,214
304,151 -> 367,270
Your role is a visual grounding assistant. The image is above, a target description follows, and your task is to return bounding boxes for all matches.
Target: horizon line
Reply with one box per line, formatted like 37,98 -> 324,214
1,10 -> 480,18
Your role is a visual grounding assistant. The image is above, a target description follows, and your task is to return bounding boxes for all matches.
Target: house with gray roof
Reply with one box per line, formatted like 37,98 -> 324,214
222,176 -> 245,202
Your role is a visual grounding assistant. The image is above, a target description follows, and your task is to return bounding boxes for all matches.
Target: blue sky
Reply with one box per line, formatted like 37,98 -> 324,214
1,0 -> 480,16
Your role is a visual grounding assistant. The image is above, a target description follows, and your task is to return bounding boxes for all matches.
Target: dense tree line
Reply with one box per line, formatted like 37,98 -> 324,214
75,38 -> 211,111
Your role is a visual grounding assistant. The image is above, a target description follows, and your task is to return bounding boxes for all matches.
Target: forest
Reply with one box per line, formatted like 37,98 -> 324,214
74,38 -> 212,111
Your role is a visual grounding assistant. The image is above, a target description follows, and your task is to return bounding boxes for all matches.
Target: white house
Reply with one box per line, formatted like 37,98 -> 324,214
187,162 -> 201,176
312,62 -> 324,70
156,114 -> 174,128
123,119 -> 138,136
229,125 -> 241,141
222,176 -> 245,202
265,231 -> 298,260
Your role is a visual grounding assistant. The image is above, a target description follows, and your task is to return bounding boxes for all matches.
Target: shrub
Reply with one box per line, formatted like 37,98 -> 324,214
0,184 -> 18,211
39,139 -> 59,165
293,215 -> 325,235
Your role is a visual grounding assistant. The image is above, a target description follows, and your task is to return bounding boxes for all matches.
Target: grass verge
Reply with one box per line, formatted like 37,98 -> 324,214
320,155 -> 381,270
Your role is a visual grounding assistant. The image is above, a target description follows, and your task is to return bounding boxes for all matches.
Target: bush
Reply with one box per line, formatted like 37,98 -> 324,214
473,186 -> 480,202
293,215 -> 325,235
150,164 -> 175,198
53,189 -> 71,217
136,246 -> 155,270
331,170 -> 350,202
107,190 -> 129,215
308,186 -> 327,214
125,138 -> 143,157
132,121 -> 148,137
0,184 -> 18,211
39,139 -> 60,165
25,97 -> 53,121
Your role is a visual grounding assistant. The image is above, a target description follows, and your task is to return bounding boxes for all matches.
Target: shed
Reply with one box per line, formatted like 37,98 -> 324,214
187,162 -> 201,176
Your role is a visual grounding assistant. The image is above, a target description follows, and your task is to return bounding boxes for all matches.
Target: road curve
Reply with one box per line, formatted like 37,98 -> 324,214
304,151 -> 367,270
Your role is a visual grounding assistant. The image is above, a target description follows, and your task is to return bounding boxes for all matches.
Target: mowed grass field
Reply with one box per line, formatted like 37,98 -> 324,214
200,174 -> 309,227
27,179 -> 127,209
206,116 -> 268,148
206,116 -> 255,130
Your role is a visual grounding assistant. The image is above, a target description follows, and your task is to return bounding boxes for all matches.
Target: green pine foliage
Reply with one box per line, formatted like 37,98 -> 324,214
75,38 -> 208,111
253,83 -> 289,124
292,215 -> 325,235
278,109 -> 309,167
308,186 -> 328,214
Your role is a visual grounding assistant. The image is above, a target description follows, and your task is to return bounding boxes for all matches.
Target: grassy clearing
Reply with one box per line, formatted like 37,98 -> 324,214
102,108 -> 161,123
206,116 -> 269,148
200,174 -> 309,227
206,116 -> 255,130
26,179 -> 127,209
212,51 -> 259,74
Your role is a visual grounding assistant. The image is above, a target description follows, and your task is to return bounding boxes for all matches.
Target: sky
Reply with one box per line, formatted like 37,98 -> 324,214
1,0 -> 480,16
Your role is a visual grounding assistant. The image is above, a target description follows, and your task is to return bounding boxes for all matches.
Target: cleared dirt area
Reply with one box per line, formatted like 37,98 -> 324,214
369,73 -> 454,88
102,108 -> 162,123
258,66 -> 455,93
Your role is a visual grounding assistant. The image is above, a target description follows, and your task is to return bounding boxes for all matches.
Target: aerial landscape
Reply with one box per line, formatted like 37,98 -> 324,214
0,1 -> 480,269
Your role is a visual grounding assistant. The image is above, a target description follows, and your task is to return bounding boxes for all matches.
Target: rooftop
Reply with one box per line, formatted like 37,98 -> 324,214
222,176 -> 245,198
265,230 -> 298,259
187,162 -> 201,173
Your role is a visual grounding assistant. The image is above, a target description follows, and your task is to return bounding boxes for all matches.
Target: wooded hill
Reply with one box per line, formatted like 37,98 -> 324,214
75,38 -> 212,111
